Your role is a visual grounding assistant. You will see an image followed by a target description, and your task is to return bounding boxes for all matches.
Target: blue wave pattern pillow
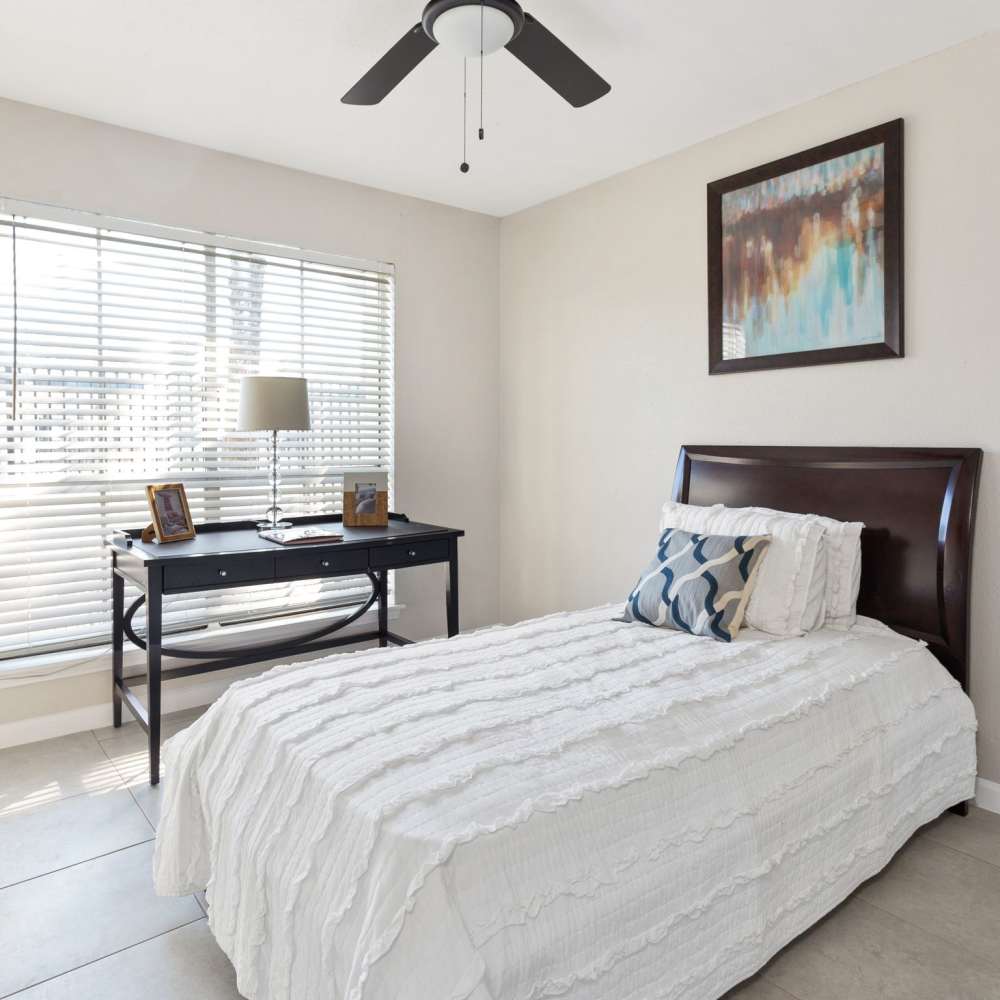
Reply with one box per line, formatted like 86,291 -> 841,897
623,527 -> 771,642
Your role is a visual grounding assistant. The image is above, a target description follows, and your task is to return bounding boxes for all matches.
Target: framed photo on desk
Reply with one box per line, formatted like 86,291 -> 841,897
343,470 -> 388,527
145,483 -> 196,542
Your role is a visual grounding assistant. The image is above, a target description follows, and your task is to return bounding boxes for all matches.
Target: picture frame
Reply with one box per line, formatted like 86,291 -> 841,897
707,118 -> 903,374
343,470 -> 389,528
145,483 -> 196,543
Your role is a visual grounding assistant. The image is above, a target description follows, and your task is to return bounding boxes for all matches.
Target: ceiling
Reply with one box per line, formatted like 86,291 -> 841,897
0,1 -> 996,217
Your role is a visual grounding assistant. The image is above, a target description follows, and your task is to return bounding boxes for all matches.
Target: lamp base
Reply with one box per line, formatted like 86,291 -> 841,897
257,519 -> 293,532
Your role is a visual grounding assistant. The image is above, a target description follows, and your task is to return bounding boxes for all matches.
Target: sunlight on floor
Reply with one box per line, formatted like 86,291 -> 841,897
0,758 -> 124,818
82,758 -> 130,794
106,749 -> 154,786
0,780 -> 63,818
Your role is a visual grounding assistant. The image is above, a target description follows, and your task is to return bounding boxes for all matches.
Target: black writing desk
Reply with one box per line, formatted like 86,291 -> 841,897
108,514 -> 463,784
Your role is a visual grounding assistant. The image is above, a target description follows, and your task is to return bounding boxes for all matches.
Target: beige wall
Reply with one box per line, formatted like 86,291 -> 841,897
3,33 -> 999,780
498,33 -> 1000,780
0,97 -> 500,735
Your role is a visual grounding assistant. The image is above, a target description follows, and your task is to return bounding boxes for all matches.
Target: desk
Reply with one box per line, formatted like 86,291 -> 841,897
108,514 -> 463,784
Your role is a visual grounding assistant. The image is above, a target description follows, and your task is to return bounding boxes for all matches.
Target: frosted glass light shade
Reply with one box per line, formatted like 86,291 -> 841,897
432,5 -> 515,56
237,376 -> 310,431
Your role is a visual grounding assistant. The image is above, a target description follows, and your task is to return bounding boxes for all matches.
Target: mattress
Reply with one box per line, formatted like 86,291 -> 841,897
153,607 -> 977,1000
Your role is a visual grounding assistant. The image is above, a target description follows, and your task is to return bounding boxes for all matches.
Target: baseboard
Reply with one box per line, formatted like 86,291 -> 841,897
0,614 -> 401,750
976,777 -> 1000,815
0,703 -> 114,750
0,664 -> 264,750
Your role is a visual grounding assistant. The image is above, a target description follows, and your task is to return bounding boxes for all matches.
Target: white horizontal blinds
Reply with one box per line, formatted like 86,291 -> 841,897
0,211 -> 394,656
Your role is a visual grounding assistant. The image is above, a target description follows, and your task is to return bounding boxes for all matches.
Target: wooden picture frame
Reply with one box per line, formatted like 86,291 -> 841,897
343,470 -> 389,528
145,483 -> 196,543
707,119 -> 903,374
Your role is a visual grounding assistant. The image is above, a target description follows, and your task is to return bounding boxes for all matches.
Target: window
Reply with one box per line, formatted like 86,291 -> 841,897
0,204 -> 394,657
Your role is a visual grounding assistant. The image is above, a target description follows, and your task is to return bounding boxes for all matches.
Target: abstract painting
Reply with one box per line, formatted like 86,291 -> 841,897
708,120 -> 903,374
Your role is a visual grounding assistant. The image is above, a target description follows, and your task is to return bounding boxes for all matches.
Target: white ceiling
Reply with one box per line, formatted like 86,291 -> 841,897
0,1 -> 996,217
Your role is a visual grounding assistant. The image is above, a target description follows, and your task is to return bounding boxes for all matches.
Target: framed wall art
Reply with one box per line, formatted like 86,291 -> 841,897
708,118 -> 903,374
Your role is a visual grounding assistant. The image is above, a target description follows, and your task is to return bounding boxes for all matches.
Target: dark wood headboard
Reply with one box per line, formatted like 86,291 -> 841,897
672,446 -> 983,690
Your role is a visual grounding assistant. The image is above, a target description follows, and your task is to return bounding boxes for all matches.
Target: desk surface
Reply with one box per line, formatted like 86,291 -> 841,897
118,518 -> 463,564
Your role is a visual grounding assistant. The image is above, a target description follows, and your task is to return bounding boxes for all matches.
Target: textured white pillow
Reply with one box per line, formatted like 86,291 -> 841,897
659,502 -> 827,637
706,507 -> 862,628
810,514 -> 864,629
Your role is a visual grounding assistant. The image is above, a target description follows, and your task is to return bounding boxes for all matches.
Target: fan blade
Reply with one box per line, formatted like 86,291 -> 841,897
505,12 -> 610,108
342,24 -> 437,105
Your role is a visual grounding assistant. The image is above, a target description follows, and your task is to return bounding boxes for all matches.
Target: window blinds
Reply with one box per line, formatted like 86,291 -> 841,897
0,208 -> 394,657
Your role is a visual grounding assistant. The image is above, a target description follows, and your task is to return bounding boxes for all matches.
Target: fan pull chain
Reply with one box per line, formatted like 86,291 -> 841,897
460,58 -> 470,173
479,0 -> 485,141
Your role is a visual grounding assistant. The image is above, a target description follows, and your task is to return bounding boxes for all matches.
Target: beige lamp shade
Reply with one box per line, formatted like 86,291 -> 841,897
237,376 -> 310,431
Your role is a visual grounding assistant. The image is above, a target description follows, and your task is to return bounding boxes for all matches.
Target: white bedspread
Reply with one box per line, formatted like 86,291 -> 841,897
154,608 -> 977,1000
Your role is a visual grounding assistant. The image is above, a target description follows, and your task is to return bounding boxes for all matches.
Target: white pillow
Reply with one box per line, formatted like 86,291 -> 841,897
810,514 -> 864,629
660,502 -> 827,637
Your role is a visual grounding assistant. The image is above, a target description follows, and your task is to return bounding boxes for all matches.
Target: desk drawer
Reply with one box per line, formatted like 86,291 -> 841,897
275,548 -> 369,580
163,555 -> 275,592
370,538 -> 449,568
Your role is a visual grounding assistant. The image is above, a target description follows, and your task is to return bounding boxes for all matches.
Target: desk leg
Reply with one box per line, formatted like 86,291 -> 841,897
146,569 -> 163,786
377,569 -> 388,647
112,567 -> 124,728
446,537 -> 459,638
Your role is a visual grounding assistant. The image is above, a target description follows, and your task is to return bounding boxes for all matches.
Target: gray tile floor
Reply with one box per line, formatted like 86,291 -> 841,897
2,711 -> 1000,999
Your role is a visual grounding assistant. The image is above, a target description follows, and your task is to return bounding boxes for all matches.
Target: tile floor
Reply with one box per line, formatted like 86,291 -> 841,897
2,710 -> 1000,999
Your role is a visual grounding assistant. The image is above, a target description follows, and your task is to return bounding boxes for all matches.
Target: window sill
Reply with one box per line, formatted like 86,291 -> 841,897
0,603 -> 403,689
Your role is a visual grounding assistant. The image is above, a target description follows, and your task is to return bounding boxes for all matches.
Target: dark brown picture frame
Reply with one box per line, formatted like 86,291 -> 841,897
707,119 -> 904,375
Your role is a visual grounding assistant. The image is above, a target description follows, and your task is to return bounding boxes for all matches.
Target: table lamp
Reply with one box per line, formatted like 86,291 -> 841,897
237,376 -> 310,530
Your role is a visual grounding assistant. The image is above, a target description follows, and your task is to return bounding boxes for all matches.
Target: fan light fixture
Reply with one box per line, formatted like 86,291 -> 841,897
429,4 -> 516,57
342,0 -> 609,109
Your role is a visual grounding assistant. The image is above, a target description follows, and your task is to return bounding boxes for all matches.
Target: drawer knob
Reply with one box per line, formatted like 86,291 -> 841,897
218,569 -> 228,578
408,549 -> 417,558
321,560 -> 331,568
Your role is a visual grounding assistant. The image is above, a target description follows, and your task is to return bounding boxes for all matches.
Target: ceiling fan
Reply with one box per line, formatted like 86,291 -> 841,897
342,0 -> 611,109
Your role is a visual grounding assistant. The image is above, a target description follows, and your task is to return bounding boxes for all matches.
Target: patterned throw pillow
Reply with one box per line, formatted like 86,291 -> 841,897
622,528 -> 771,642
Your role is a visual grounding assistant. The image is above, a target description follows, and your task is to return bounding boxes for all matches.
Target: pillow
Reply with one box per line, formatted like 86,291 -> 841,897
660,502 -> 826,637
810,514 -> 864,628
622,527 -> 771,642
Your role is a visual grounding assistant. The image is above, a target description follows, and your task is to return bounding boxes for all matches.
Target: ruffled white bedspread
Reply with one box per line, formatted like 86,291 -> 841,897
153,608 -> 977,1000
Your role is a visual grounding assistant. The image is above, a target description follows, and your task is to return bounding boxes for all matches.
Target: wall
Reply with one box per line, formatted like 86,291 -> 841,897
498,33 -> 1000,780
3,32 -> 999,780
0,97 -> 500,740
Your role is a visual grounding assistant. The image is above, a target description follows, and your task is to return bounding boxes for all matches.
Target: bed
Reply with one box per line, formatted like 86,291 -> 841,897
154,445 -> 983,1000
